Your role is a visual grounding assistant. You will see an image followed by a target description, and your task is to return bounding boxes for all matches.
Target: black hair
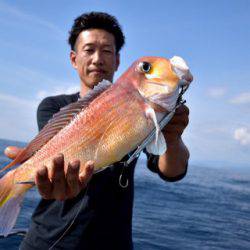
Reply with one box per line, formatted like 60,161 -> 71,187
68,12 -> 125,53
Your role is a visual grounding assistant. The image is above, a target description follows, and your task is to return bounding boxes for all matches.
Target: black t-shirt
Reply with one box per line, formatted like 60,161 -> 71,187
20,92 -> 186,250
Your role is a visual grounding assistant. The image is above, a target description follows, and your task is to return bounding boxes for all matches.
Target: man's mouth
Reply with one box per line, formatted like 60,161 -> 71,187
89,69 -> 106,74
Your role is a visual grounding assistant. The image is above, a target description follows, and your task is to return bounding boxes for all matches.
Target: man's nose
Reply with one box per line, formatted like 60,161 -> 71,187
92,51 -> 104,65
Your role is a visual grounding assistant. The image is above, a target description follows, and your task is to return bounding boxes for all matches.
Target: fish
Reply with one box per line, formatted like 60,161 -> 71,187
0,55 -> 193,236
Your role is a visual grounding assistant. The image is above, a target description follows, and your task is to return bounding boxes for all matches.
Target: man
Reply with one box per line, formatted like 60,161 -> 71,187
6,12 -> 189,250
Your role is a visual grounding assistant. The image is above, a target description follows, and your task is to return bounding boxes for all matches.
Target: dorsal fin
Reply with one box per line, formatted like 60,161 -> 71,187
0,80 -> 112,173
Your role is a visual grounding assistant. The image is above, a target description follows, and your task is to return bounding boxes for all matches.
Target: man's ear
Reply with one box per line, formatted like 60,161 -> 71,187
70,50 -> 77,69
115,53 -> 120,71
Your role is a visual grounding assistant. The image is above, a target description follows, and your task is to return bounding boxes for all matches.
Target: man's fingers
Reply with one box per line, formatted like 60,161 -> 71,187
167,105 -> 189,128
4,146 -> 23,159
36,156 -> 94,200
35,166 -> 53,199
163,124 -> 185,135
66,160 -> 81,197
51,154 -> 67,200
175,105 -> 189,115
79,161 -> 94,187
164,114 -> 189,132
168,115 -> 189,128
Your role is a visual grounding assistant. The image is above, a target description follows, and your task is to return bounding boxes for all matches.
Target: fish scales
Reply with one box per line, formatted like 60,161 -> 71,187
13,83 -> 152,183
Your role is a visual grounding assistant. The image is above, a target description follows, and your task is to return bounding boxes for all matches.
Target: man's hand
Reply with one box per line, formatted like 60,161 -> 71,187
4,147 -> 94,200
162,104 -> 189,145
35,154 -> 94,200
158,104 -> 190,178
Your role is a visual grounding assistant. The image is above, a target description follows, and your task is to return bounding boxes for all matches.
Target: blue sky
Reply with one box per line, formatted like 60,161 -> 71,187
0,0 -> 250,167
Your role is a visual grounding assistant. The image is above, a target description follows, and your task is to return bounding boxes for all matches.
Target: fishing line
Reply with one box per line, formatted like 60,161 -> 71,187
48,184 -> 90,250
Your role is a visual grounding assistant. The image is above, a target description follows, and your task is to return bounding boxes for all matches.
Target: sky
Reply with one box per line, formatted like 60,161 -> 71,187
0,0 -> 249,168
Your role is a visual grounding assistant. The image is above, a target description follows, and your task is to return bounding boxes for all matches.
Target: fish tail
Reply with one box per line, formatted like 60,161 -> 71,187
0,170 -> 28,237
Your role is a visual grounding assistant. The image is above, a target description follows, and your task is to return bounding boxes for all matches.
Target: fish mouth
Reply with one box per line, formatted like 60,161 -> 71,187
179,72 -> 193,86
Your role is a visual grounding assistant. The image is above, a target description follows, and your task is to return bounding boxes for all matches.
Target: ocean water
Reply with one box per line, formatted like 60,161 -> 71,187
0,138 -> 249,250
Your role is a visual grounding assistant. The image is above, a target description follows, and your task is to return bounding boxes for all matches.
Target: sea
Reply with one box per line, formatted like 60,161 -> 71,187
0,138 -> 249,250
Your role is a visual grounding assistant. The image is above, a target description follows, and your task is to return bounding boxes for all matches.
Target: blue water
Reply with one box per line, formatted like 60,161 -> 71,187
0,138 -> 249,249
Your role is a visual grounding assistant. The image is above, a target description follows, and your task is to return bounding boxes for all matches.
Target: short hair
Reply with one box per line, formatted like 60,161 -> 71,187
68,12 -> 125,53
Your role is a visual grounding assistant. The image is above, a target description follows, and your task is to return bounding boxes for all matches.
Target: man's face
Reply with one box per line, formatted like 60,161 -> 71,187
70,29 -> 120,89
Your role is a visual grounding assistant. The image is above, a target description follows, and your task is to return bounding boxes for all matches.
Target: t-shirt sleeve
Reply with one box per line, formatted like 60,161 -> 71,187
37,97 -> 60,131
143,149 -> 188,182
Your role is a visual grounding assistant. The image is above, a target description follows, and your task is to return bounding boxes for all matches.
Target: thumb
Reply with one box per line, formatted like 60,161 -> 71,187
79,161 -> 94,186
4,146 -> 23,159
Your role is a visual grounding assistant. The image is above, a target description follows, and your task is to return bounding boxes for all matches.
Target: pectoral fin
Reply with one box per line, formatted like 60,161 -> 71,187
146,131 -> 166,155
145,106 -> 167,155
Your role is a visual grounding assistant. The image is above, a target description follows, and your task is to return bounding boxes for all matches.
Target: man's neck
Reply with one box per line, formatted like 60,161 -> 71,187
79,82 -> 92,98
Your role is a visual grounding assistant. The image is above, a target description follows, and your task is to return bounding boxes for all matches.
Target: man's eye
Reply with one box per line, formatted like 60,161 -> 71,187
84,49 -> 94,53
103,49 -> 112,54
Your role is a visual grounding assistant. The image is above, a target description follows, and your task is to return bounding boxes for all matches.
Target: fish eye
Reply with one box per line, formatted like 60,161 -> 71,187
138,62 -> 151,73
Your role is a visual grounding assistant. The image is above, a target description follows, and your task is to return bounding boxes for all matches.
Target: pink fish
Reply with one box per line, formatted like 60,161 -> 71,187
0,56 -> 192,236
